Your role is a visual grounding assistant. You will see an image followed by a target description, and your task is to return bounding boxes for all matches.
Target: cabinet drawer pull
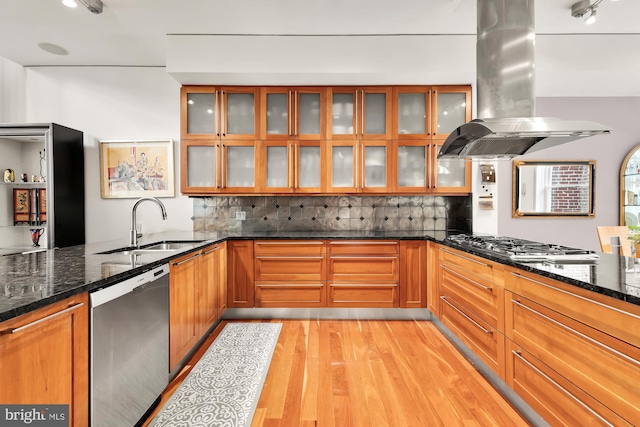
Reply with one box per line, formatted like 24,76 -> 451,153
511,299 -> 640,368
2,303 -> 84,335
511,350 -> 615,427
331,283 -> 397,287
255,241 -> 324,245
329,241 -> 397,245
440,296 -> 493,335
509,272 -> 640,322
257,284 -> 322,288
202,245 -> 221,255
329,256 -> 397,260
172,252 -> 201,265
439,248 -> 492,268
256,256 -> 324,260
441,265 -> 492,291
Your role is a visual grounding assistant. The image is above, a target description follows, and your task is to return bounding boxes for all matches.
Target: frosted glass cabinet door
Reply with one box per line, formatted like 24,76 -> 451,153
186,93 -> 217,136
187,146 -> 217,187
225,146 -> 255,188
225,93 -> 255,136
397,145 -> 426,187
364,146 -> 386,188
436,158 -> 467,188
266,146 -> 288,188
331,146 -> 355,188
266,93 -> 288,135
364,93 -> 387,135
436,92 -> 467,135
331,93 -> 355,136
397,93 -> 426,135
298,93 -> 321,135
298,146 -> 321,189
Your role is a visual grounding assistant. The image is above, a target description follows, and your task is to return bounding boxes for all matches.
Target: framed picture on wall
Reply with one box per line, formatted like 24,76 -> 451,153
99,139 -> 175,198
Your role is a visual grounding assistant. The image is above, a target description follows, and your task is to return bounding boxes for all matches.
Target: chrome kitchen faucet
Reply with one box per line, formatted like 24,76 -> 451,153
130,197 -> 167,247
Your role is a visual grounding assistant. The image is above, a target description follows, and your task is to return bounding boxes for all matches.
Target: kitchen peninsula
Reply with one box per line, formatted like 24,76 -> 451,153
1,230 -> 639,426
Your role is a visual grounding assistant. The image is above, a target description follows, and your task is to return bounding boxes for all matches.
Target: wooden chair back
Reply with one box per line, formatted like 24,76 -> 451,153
596,226 -> 632,257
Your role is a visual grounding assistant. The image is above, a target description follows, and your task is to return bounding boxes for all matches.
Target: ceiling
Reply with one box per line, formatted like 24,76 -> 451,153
1,0 -> 638,67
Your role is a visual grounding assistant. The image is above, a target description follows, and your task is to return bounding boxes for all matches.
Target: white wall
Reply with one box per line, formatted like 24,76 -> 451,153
494,97 -> 640,251
0,57 -> 25,122
23,67 -> 193,244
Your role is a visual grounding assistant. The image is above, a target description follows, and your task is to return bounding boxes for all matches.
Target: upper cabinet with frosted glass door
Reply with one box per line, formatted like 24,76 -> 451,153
259,87 -> 327,193
393,86 -> 433,139
181,86 -> 260,141
431,86 -> 472,193
326,87 -> 392,140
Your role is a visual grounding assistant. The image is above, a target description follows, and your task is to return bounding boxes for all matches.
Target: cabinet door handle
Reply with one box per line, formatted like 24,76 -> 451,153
509,271 -> 640,322
354,90 -> 358,137
288,90 -> 292,136
439,248 -> 492,268
511,350 -> 616,427
511,299 -> 640,368
172,252 -> 201,266
330,283 -> 397,288
294,144 -> 299,188
215,90 -> 220,137
441,265 -> 492,291
294,91 -> 298,136
361,90 -> 365,137
2,303 -> 84,335
202,245 -> 221,255
215,144 -> 220,188
221,90 -> 226,137
288,143 -> 293,189
440,296 -> 493,335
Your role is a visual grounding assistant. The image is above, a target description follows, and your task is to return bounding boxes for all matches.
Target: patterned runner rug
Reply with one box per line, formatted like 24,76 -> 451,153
149,322 -> 282,427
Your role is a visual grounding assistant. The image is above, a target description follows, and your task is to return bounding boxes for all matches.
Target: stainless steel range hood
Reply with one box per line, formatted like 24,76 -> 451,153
438,0 -> 611,159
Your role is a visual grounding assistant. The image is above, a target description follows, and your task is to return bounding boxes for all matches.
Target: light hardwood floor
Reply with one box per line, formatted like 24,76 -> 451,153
144,319 -> 530,427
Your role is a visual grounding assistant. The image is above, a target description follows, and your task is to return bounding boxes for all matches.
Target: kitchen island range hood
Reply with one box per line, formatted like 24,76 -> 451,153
439,0 -> 611,159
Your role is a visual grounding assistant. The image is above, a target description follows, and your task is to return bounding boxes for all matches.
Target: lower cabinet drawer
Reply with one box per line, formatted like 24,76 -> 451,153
328,283 -> 398,308
439,295 -> 504,378
328,255 -> 398,282
255,255 -> 325,281
255,283 -> 325,308
506,293 -> 640,424
506,341 -> 632,427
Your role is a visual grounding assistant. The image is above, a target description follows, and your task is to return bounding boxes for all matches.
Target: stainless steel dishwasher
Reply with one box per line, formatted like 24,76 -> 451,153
90,264 -> 169,427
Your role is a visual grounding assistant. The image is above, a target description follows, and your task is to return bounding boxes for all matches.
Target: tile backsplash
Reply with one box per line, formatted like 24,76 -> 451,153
192,195 -> 471,233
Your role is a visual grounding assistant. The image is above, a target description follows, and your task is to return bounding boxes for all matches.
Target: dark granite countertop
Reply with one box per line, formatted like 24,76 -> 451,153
1,229 -> 639,323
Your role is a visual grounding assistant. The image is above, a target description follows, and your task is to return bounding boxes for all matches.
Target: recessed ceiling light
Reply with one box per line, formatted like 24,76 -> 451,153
38,43 -> 69,56
62,0 -> 78,8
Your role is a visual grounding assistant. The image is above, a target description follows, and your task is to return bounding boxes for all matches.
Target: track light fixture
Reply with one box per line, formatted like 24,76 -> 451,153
62,0 -> 103,14
571,0 -> 604,24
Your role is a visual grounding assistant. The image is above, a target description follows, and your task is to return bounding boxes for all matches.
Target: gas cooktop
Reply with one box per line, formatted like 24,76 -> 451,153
444,234 -> 600,263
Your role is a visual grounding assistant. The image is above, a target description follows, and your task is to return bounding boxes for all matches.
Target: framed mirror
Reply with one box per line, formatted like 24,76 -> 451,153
620,143 -> 640,226
512,160 -> 596,218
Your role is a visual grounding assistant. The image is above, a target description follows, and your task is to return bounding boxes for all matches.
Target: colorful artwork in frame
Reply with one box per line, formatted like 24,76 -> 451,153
99,139 -> 175,198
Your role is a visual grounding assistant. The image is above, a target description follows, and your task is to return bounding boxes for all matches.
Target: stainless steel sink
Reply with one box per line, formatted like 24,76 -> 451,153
96,240 -> 204,255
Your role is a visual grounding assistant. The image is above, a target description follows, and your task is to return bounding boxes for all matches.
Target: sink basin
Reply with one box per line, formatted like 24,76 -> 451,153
96,240 -> 204,255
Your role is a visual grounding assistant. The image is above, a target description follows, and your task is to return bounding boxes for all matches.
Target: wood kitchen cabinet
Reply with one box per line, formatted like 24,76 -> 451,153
260,87 -> 326,141
254,240 -> 326,307
436,244 -> 506,378
197,243 -> 226,336
169,250 -> 200,371
430,85 -> 472,139
0,293 -> 88,427
227,240 -> 255,308
505,267 -> 640,426
326,86 -> 393,140
399,240 -> 427,308
258,139 -> 327,193
327,139 -> 392,193
181,85 -> 260,141
327,240 -> 399,307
